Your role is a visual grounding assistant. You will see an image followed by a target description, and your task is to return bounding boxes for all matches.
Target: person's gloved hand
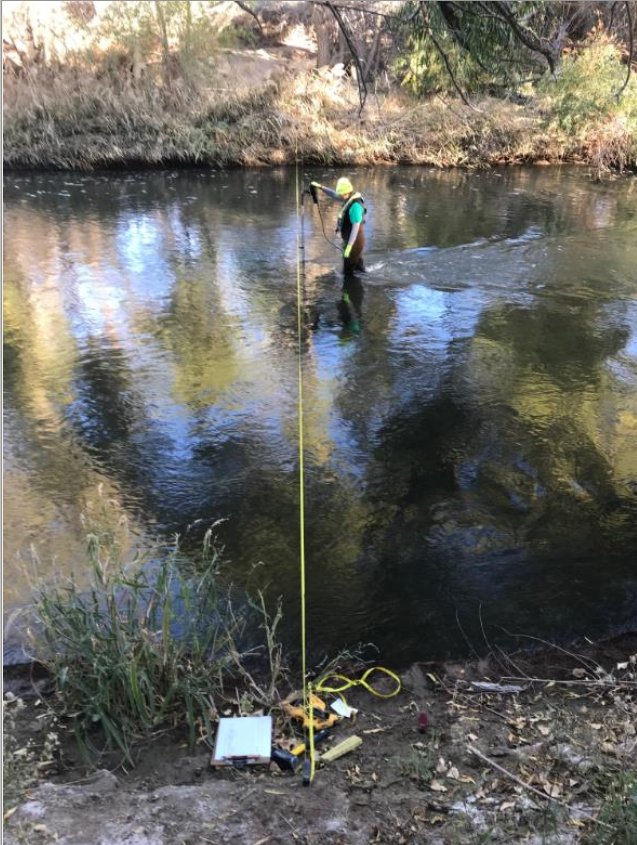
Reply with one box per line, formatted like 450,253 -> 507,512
343,244 -> 352,259
310,181 -> 323,189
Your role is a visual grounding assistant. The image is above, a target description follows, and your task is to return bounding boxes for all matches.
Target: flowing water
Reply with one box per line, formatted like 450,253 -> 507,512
3,167 -> 637,664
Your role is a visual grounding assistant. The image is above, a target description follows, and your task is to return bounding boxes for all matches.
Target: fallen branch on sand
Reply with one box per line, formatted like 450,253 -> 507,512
500,676 -> 637,689
467,745 -> 612,829
468,682 -> 527,694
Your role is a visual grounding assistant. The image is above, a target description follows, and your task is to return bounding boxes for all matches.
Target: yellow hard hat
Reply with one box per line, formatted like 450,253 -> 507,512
335,177 -> 353,196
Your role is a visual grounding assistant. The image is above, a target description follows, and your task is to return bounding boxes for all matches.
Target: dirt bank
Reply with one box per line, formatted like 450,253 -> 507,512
4,633 -> 636,845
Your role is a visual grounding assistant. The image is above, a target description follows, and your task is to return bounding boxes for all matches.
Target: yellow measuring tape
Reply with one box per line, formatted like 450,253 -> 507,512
294,146 -> 315,784
316,666 -> 402,710
317,666 -> 402,697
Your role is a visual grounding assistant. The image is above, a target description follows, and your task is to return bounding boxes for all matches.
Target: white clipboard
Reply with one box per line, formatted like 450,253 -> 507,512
211,716 -> 272,766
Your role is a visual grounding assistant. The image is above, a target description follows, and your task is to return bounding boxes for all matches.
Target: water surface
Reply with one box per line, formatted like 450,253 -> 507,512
3,167 -> 637,664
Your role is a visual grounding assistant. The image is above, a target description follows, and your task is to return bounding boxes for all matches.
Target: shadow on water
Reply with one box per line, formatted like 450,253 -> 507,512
3,166 -> 637,664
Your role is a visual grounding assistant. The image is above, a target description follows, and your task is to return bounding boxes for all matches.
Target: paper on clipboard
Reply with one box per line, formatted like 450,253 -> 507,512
212,716 -> 272,766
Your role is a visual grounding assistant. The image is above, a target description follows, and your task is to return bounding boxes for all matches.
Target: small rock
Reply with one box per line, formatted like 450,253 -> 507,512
548,743 -> 594,774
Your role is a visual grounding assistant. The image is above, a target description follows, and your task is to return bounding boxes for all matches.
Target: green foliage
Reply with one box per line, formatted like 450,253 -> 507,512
216,23 -> 260,49
160,1 -> 220,61
393,1 -> 555,97
591,772 -> 637,845
98,1 -> 157,62
538,34 -> 637,171
539,34 -> 637,133
96,1 -> 219,75
32,530 -> 238,764
401,744 -> 434,784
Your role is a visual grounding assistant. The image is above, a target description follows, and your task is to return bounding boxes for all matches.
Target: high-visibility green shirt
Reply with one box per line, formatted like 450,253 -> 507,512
348,202 -> 364,225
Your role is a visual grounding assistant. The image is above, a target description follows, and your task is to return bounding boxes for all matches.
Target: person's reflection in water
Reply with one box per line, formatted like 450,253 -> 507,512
337,275 -> 364,336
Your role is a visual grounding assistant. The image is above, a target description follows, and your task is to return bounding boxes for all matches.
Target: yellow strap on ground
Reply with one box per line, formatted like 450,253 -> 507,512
316,666 -> 402,710
295,144 -> 315,784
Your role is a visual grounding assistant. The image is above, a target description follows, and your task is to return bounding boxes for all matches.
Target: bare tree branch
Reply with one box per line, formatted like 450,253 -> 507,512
153,1 -> 171,82
616,0 -> 633,99
325,0 -> 368,114
490,1 -> 558,72
308,1 -> 393,21
468,745 -> 614,830
420,1 -> 479,110
363,18 -> 383,79
233,1 -> 264,35
472,2 -> 514,23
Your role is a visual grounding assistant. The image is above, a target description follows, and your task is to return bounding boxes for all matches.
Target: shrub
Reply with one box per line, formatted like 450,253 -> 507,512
538,33 -> 637,172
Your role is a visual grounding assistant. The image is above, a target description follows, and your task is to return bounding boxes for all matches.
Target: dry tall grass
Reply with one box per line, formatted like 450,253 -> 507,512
3,57 -> 635,171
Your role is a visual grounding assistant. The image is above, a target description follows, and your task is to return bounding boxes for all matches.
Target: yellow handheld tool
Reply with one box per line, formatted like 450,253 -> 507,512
281,692 -> 339,730
271,729 -> 331,773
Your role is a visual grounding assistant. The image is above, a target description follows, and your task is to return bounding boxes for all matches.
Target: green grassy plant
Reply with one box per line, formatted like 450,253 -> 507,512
224,590 -> 288,711
588,772 -> 637,845
401,745 -> 434,785
31,529 -> 241,764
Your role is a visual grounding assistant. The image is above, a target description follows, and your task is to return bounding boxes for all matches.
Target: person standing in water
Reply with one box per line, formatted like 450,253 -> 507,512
311,177 -> 366,274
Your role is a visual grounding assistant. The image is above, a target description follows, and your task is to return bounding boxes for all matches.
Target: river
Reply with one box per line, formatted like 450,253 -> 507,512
3,166 -> 637,665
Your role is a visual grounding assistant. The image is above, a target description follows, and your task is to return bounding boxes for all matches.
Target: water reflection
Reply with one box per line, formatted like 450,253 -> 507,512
337,276 -> 364,336
3,167 -> 637,664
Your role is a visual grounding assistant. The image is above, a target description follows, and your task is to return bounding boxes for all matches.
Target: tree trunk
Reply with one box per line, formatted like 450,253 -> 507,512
363,19 -> 382,80
312,3 -> 337,67
154,0 -> 171,82
133,39 -> 144,81
185,0 -> 192,55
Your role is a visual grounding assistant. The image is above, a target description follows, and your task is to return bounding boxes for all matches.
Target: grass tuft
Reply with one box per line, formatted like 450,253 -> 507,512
30,528 -> 254,764
401,744 -> 434,786
589,772 -> 637,845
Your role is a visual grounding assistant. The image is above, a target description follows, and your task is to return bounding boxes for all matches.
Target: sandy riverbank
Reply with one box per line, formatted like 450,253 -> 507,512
4,632 -> 636,845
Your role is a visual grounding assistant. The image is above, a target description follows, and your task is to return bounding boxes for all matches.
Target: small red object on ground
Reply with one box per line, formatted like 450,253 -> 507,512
418,712 -> 429,733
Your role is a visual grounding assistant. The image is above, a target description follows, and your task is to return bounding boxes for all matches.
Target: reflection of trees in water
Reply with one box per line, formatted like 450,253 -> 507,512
2,255 -> 148,587
357,287 -> 637,653
377,166 -> 636,250
469,296 -> 637,545
3,251 -> 89,506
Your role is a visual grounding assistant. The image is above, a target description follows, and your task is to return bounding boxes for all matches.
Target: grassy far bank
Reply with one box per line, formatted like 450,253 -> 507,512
3,32 -> 637,175
3,525 -> 637,843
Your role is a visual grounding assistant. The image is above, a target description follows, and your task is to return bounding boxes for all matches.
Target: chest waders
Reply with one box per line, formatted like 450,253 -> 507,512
337,194 -> 366,273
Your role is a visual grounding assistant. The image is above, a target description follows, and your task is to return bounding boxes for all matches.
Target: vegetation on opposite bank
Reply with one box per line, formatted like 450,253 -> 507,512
2,2 -> 636,175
